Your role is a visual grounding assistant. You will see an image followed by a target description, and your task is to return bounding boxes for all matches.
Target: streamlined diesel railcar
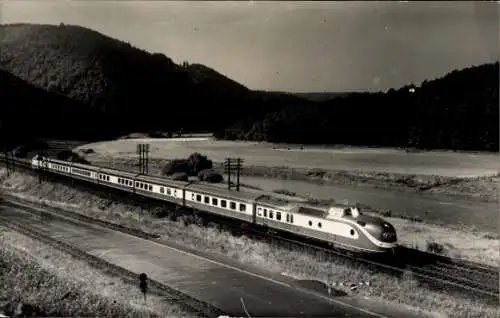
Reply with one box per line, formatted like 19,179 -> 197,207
31,155 -> 398,253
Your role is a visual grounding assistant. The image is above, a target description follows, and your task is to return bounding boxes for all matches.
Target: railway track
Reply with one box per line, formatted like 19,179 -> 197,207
0,203 -> 225,318
0,154 -> 498,304
256,227 -> 499,302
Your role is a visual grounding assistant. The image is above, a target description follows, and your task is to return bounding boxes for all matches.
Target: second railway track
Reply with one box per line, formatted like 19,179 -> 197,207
0,206 -> 225,318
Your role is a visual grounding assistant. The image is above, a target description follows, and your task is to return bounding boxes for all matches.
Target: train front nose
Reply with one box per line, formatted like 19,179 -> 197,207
380,226 -> 397,243
358,215 -> 398,243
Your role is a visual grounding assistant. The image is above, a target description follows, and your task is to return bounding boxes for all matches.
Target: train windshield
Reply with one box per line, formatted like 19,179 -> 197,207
343,207 -> 361,218
351,207 -> 361,218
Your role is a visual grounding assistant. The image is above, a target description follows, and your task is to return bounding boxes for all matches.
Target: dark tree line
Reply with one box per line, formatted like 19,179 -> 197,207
217,62 -> 499,152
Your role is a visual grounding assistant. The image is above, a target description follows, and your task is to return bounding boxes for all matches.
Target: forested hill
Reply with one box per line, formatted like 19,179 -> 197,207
0,23 -> 497,151
0,23 -> 314,140
0,68 -> 108,148
219,62 -> 499,151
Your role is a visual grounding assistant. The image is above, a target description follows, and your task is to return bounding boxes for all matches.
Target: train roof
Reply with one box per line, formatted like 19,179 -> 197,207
201,181 -> 310,204
135,174 -> 191,188
295,205 -> 329,218
46,158 -> 70,165
186,182 -> 262,202
71,161 -> 100,171
256,194 -> 307,207
98,166 -> 139,179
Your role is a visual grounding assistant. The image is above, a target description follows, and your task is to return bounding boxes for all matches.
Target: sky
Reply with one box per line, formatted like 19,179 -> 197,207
1,1 -> 498,93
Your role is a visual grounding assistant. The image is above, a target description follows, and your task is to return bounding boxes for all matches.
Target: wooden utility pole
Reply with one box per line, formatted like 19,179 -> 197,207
137,144 -> 150,174
224,157 -> 244,191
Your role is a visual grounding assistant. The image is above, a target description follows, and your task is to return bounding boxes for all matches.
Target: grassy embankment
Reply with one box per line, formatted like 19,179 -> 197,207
0,169 -> 498,318
0,229 -> 199,317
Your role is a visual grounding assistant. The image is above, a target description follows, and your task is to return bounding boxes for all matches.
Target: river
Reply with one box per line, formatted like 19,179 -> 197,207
232,175 -> 497,233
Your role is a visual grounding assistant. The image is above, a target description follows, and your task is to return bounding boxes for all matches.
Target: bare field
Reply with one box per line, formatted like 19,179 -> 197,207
74,139 -> 499,202
0,169 -> 499,318
0,229 -> 196,317
77,138 -> 499,178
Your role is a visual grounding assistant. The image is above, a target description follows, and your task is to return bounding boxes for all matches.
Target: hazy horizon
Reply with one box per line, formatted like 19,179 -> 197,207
1,1 -> 498,93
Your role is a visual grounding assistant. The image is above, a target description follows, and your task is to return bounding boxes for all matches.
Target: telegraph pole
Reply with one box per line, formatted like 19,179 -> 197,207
145,144 -> 149,174
225,158 -> 231,190
236,158 -> 242,191
224,157 -> 243,191
0,119 -> 11,176
3,145 -> 11,176
136,144 -> 150,174
38,142 -> 48,184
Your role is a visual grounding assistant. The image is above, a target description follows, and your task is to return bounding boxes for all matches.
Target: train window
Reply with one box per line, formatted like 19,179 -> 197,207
230,202 -> 236,210
204,196 -> 210,204
107,176 -> 110,181
118,178 -> 122,183
263,209 -> 267,217
290,215 -> 294,223
160,187 -> 164,194
196,195 -> 202,202
308,220 -> 312,226
212,198 -> 218,205
269,211 -> 274,219
318,222 -> 322,228
191,193 -> 195,200
344,208 -> 351,217
239,204 -> 246,212
221,200 -> 227,208
174,190 -> 177,195
286,214 -> 289,222
148,185 -> 152,191
167,188 -> 171,195
257,208 -> 262,216
276,212 -> 281,221
350,229 -> 355,236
